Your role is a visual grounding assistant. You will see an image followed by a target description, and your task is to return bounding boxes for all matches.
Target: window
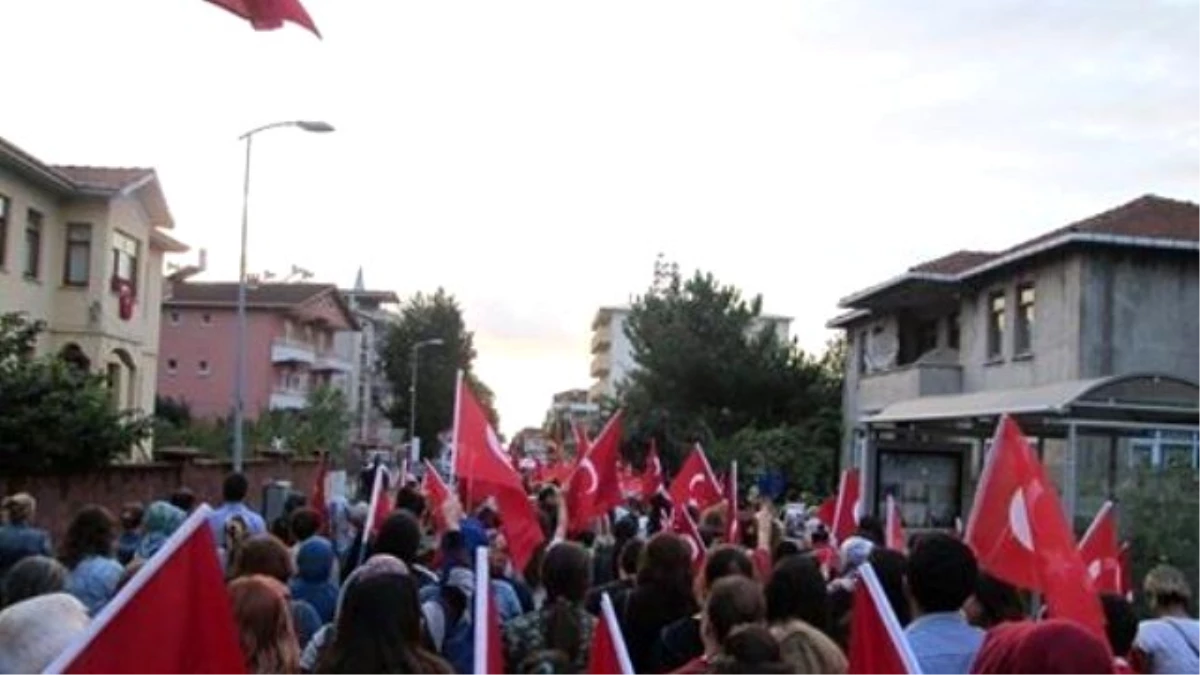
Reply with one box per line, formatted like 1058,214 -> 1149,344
169,310 -> 181,326
198,359 -> 210,375
1015,283 -> 1035,355
856,330 -> 868,374
947,312 -> 960,350
987,291 -> 1006,359
166,358 -> 178,375
0,194 -> 9,268
916,319 -> 939,356
24,210 -> 42,279
63,223 -> 92,286
201,313 -> 212,325
110,231 -> 139,294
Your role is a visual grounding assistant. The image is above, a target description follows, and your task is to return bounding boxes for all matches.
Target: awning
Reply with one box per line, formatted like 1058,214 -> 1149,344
867,373 -> 1199,424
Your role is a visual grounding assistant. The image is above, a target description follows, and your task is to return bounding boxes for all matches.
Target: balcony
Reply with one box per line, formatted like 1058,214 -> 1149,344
591,329 -> 612,354
269,388 -> 308,410
312,351 -> 353,372
590,353 -> 611,378
271,339 -> 316,365
858,361 -> 963,414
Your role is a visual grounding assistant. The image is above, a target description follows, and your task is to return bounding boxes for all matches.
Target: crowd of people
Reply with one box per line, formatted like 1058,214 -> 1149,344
0,464 -> 1197,674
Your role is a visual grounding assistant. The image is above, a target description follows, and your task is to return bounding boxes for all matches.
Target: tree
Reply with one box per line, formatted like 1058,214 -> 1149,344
0,312 -> 151,473
378,289 -> 499,458
617,258 -> 843,490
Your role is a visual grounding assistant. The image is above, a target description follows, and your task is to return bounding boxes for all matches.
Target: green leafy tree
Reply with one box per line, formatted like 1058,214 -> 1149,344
0,312 -> 151,473
379,289 -> 499,458
617,257 -> 843,490
1118,465 -> 1199,613
708,425 -> 838,498
290,385 -> 352,460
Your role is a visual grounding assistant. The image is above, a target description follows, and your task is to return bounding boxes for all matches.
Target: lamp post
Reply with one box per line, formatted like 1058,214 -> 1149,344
232,120 -> 334,473
408,338 -> 445,462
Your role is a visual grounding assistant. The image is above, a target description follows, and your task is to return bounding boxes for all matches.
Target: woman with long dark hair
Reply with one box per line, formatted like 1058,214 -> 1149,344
313,570 -> 452,674
503,541 -> 596,673
61,505 -> 123,615
620,532 -> 699,673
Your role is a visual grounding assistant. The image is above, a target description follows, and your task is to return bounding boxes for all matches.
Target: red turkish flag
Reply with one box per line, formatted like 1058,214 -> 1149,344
566,412 -> 625,531
203,0 -> 321,37
44,505 -> 246,674
452,371 -> 544,572
472,548 -> 505,675
641,440 -> 665,500
725,461 -> 740,545
885,494 -> 907,553
965,415 -> 1105,638
311,452 -> 328,535
1078,500 -> 1124,595
422,460 -> 452,533
588,592 -> 635,674
832,468 -> 862,544
668,444 -> 724,511
668,507 -> 707,570
848,563 -> 922,674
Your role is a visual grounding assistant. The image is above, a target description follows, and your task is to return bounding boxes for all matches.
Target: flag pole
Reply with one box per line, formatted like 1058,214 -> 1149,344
472,545 -> 489,675
449,369 -> 464,486
44,505 -> 217,674
859,562 -> 923,674
600,592 -> 636,675
358,467 -> 385,567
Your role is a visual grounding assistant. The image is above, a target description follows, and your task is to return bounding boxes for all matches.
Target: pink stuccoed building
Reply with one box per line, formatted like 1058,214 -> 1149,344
157,281 -> 358,420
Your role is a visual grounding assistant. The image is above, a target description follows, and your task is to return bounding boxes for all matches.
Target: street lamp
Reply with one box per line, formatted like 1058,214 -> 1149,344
232,120 -> 335,474
408,338 -> 445,461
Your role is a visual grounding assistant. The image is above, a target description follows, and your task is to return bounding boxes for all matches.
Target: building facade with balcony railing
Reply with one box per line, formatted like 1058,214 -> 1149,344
827,195 -> 1199,535
337,273 -> 401,446
158,281 -> 359,420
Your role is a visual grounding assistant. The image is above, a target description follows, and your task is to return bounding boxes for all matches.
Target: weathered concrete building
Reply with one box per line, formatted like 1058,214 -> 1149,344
827,195 -> 1199,533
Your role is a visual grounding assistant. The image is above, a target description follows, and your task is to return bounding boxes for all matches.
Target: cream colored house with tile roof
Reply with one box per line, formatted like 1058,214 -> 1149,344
0,136 -> 188,460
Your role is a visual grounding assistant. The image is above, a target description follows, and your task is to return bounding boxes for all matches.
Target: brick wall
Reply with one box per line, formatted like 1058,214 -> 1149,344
2,457 -> 319,545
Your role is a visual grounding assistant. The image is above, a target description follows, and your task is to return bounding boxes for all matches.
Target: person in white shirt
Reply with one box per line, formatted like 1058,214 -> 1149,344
1133,564 -> 1200,675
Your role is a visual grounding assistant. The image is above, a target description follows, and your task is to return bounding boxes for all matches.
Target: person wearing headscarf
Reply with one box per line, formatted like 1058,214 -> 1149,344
134,501 -> 187,562
290,538 -> 339,624
972,619 -> 1114,674
0,593 -> 90,674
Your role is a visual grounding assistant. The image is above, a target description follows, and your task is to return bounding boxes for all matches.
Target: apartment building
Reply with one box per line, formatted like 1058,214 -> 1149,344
588,305 -> 793,401
0,136 -> 188,459
157,281 -> 357,420
827,194 -> 1199,533
337,269 -> 400,445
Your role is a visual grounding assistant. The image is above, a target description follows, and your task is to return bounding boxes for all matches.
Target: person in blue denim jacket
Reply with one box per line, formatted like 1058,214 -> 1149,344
0,494 -> 53,582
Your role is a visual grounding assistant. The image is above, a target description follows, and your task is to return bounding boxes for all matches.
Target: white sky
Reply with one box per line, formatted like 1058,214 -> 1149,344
2,0 -> 1196,436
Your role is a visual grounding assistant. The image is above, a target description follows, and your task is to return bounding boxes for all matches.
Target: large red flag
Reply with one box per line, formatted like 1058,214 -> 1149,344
641,440 -> 665,500
668,444 -> 724,511
566,411 -> 625,531
832,468 -> 862,544
422,460 -> 452,533
452,371 -> 545,572
1078,500 -> 1124,596
44,505 -> 246,674
965,415 -> 1105,638
885,494 -> 907,553
848,563 -> 922,674
588,592 -> 635,674
472,547 -> 505,675
203,0 -> 321,36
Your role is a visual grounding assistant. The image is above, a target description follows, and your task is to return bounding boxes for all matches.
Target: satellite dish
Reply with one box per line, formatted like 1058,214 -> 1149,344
867,330 -> 898,371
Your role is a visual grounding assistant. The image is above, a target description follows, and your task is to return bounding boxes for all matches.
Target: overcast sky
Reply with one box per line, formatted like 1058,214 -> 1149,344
2,0 -> 1196,435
